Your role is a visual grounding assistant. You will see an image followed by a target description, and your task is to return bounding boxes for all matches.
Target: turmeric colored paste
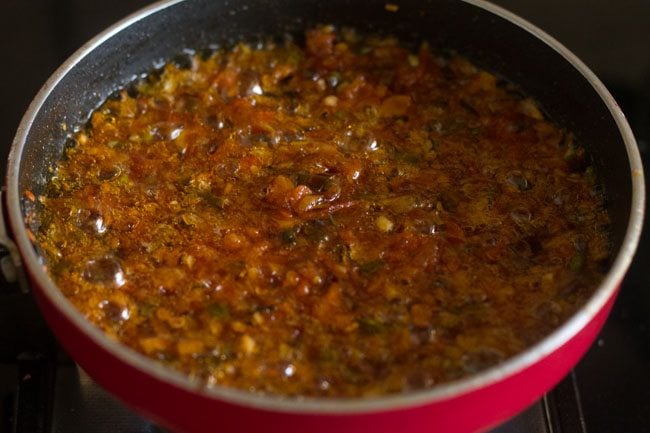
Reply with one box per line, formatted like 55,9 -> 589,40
37,26 -> 609,397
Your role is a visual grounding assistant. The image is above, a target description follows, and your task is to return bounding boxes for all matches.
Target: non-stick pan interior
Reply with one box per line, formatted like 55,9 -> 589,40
17,0 -> 631,258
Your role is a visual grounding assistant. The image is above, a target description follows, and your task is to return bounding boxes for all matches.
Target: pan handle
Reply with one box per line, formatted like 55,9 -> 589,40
0,188 -> 30,293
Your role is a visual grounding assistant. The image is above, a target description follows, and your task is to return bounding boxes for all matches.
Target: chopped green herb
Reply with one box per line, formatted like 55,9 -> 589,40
209,303 -> 230,318
359,260 -> 385,275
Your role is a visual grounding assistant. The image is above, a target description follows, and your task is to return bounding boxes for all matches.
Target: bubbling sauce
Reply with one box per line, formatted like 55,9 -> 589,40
36,26 -> 609,397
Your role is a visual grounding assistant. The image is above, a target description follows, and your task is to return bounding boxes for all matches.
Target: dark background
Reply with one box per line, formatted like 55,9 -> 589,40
0,1 -> 648,432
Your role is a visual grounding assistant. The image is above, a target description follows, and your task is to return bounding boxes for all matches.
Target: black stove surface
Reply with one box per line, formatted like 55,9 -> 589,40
0,1 -> 648,432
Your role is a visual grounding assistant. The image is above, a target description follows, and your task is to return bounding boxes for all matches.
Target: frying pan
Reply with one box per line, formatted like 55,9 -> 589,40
2,0 -> 645,432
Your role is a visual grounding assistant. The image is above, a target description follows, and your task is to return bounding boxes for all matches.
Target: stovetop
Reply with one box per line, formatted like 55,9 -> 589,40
0,1 -> 648,432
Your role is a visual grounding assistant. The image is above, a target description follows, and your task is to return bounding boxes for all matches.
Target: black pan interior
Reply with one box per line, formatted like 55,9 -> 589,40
17,0 -> 631,254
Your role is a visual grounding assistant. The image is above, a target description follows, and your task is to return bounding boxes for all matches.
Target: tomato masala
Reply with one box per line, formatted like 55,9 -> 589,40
36,26 -> 610,397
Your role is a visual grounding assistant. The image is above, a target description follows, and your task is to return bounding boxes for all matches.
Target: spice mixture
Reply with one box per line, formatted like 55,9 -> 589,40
36,26 -> 609,397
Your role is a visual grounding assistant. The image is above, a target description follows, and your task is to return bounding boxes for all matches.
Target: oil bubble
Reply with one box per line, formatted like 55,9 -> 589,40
82,256 -> 125,288
75,209 -> 107,235
506,171 -> 530,191
99,299 -> 130,322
